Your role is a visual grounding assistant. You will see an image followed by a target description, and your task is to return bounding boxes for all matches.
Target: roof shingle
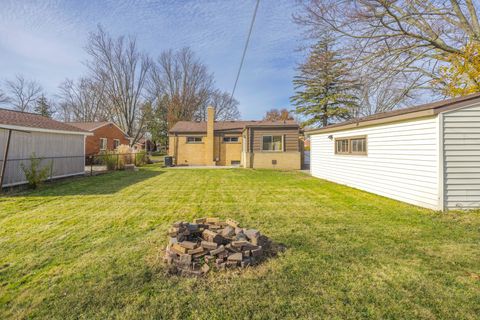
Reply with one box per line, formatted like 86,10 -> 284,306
169,120 -> 298,133
66,121 -> 111,131
0,108 -> 89,134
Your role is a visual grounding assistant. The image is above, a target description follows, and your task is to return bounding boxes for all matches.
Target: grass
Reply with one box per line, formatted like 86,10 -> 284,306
0,165 -> 479,319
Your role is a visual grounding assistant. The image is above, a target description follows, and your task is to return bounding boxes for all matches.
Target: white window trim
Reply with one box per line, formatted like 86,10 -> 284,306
223,136 -> 240,143
100,138 -> 108,150
261,135 -> 284,152
186,136 -> 203,144
113,139 -> 120,148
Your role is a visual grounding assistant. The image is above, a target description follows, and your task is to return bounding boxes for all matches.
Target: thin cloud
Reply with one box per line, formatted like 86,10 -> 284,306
0,0 -> 303,119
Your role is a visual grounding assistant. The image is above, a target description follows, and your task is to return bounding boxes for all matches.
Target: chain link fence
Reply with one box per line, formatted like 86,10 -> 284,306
0,152 -> 151,189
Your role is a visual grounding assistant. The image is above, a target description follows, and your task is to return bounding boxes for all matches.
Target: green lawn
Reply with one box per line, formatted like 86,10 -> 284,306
1,166 -> 479,319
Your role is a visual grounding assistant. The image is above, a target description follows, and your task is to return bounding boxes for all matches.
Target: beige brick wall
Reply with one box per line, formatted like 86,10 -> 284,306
247,151 -> 301,170
170,134 -> 243,166
216,135 -> 242,166
170,135 -> 207,165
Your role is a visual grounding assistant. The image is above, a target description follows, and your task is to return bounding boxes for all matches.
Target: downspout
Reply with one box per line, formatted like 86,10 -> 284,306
438,113 -> 445,211
248,127 -> 253,168
174,133 -> 179,166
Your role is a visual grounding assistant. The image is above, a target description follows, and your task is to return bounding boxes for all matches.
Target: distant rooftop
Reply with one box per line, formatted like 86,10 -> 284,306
169,119 -> 298,133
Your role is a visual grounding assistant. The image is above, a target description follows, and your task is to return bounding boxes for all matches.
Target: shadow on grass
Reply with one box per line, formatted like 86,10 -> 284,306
3,168 -> 165,197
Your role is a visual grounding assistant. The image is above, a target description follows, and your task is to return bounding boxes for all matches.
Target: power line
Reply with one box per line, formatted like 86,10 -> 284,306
230,0 -> 261,102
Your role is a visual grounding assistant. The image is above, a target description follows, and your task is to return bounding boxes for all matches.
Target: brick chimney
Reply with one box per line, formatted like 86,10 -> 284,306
205,105 -> 215,165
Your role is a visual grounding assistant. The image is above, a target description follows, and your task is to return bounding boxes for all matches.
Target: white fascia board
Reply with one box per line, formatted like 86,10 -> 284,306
0,124 -> 93,136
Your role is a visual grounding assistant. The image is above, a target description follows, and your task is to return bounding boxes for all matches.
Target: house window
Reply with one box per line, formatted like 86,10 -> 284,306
262,135 -> 283,152
100,138 -> 107,151
223,136 -> 239,143
335,139 -> 349,154
113,139 -> 120,149
186,136 -> 202,143
335,136 -> 367,155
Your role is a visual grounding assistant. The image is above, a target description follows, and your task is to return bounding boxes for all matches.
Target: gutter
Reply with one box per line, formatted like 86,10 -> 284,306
0,124 -> 93,136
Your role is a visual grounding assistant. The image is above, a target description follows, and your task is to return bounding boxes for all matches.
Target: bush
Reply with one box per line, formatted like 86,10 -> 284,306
20,153 -> 52,189
102,151 -> 117,171
135,151 -> 147,166
117,144 -> 132,169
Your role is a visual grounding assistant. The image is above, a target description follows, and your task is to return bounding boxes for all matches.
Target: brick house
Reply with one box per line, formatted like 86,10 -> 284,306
168,106 -> 303,169
67,122 -> 130,155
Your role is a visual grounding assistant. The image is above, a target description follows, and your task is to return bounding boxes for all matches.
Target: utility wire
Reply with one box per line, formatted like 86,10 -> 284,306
230,0 -> 261,102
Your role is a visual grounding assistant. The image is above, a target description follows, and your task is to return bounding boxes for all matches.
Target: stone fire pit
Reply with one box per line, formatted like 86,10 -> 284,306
164,218 -> 271,276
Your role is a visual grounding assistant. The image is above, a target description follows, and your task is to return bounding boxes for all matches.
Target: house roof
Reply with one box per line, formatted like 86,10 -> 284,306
0,108 -> 90,135
67,121 -> 130,138
169,120 -> 299,133
67,121 -> 111,131
306,93 -> 480,135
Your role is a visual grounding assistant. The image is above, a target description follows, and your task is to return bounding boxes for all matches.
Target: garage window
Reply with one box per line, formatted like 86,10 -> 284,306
335,136 -> 367,155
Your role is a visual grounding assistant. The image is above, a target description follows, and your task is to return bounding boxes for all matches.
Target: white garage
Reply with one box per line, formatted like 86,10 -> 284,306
0,108 -> 91,187
307,93 -> 480,211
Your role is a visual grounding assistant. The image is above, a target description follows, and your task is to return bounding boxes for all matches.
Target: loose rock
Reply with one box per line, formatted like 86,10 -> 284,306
164,218 -> 271,276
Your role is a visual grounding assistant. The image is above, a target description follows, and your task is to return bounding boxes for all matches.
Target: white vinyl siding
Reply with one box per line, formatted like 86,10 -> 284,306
310,117 -> 440,210
443,103 -> 480,209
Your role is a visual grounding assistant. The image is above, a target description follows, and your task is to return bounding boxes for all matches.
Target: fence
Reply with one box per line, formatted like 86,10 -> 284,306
0,152 -> 150,189
85,152 -> 149,175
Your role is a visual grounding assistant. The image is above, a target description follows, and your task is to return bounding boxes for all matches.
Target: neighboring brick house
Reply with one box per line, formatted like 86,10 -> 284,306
67,122 -> 130,155
168,106 -> 303,169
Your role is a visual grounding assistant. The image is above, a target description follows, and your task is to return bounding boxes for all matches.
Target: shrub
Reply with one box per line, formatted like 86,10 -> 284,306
117,144 -> 132,169
102,151 -> 117,171
135,151 -> 147,166
20,153 -> 52,189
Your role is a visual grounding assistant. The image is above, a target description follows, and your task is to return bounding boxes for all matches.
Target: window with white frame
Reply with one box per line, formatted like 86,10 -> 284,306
262,135 -> 283,151
100,138 -> 107,150
186,136 -> 202,143
113,139 -> 120,149
223,136 -> 239,143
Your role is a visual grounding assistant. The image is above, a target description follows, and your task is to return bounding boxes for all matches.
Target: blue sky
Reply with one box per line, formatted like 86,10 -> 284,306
0,0 -> 305,119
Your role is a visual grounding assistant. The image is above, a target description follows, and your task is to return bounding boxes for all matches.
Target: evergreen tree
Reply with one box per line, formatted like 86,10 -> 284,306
143,97 -> 169,148
34,94 -> 53,118
291,37 -> 359,127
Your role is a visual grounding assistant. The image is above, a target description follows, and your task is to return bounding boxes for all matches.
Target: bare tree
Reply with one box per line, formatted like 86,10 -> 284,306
85,26 -> 151,144
58,78 -> 109,122
354,71 -> 427,117
4,75 -> 43,112
295,0 -> 480,94
195,90 -> 240,121
0,89 -> 9,105
263,108 -> 294,121
149,47 -> 214,128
